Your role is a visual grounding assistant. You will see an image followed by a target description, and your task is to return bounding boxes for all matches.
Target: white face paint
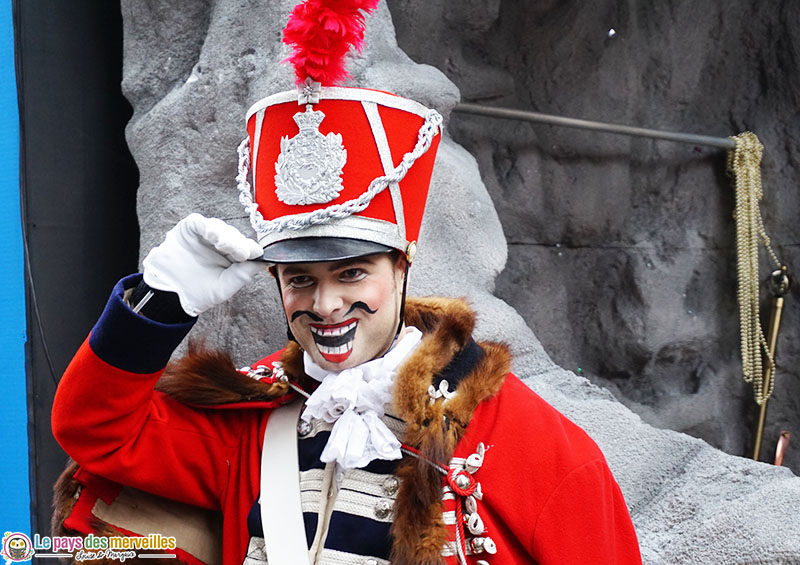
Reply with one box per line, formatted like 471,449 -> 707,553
278,253 -> 406,371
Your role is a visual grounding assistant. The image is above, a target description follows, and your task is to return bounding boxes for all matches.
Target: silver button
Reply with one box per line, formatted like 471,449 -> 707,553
335,472 -> 345,483
382,476 -> 399,496
297,420 -> 312,437
467,512 -> 485,535
470,537 -> 497,555
374,498 -> 392,520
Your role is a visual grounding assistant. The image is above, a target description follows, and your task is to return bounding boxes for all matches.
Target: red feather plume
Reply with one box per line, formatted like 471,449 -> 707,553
283,0 -> 380,86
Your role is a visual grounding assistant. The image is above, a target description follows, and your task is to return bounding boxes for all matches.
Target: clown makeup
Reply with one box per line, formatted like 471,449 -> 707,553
277,253 -> 406,371
291,302 -> 377,363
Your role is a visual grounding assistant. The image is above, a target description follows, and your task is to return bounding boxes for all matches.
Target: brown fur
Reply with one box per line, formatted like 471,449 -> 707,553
51,459 -> 82,539
279,340 -> 308,383
388,298 -> 511,564
156,341 -> 307,405
53,297 -> 510,564
51,460 -> 183,565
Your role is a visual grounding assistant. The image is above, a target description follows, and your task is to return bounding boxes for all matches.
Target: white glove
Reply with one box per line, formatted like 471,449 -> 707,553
143,213 -> 267,316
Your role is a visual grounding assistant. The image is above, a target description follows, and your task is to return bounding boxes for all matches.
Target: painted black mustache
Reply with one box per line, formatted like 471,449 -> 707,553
292,310 -> 322,322
290,301 -> 377,322
348,301 -> 377,315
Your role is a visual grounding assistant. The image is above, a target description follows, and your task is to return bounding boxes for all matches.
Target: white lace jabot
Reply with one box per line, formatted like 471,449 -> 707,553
301,327 -> 423,469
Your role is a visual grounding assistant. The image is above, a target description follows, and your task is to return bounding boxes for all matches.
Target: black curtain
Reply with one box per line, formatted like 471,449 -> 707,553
14,1 -> 139,533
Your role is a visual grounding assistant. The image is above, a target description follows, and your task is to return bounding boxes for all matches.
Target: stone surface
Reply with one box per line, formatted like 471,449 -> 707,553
122,0 -> 800,562
388,0 -> 800,472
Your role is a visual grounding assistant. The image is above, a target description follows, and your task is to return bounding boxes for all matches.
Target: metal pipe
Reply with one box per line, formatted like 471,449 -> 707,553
752,267 -> 791,461
775,431 -> 791,466
752,295 -> 785,461
453,103 -> 738,150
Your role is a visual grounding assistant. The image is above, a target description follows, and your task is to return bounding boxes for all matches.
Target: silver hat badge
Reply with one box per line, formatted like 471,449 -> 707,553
274,105 -> 347,205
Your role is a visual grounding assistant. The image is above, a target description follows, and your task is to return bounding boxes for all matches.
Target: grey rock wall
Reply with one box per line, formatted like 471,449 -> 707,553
121,0 -> 800,562
387,0 -> 800,472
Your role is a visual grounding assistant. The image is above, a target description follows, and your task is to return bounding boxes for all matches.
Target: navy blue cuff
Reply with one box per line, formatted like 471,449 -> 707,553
88,274 -> 197,374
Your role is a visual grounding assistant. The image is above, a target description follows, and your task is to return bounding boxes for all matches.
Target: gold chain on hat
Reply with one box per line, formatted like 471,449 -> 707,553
726,132 -> 782,405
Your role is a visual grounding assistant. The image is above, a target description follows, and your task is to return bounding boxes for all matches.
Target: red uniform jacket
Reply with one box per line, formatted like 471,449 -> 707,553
52,275 -> 641,564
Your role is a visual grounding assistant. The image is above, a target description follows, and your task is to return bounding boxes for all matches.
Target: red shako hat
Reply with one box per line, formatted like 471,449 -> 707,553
237,0 -> 442,263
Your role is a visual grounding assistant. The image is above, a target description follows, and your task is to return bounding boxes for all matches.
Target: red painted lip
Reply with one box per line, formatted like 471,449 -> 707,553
320,350 -> 353,364
310,318 -> 358,330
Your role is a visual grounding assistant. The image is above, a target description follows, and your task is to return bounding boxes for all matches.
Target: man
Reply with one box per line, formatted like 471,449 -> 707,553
52,1 -> 641,563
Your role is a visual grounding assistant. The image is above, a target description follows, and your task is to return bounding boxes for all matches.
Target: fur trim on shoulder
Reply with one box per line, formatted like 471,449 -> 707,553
156,341 -> 292,406
393,297 -> 475,423
390,297 -> 511,564
403,296 -> 475,347
51,459 -> 82,538
279,341 -> 307,382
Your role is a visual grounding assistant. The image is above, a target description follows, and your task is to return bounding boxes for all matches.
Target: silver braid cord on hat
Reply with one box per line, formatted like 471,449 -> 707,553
237,109 -> 443,236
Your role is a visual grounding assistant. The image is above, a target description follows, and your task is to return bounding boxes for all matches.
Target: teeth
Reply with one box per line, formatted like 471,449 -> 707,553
317,342 -> 353,354
310,321 -> 357,337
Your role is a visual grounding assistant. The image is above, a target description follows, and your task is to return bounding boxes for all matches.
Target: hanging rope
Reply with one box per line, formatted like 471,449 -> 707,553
727,132 -> 782,405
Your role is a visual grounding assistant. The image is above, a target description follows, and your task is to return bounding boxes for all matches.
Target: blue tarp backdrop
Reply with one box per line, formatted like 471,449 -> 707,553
0,0 -> 30,534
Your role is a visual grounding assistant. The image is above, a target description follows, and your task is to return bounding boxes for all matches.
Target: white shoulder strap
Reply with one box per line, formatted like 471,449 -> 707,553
260,400 -> 310,565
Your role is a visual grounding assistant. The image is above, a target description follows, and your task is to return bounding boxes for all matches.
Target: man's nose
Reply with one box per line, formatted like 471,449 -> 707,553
312,283 -> 344,318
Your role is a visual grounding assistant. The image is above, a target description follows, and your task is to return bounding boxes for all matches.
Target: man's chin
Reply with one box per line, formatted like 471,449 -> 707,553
319,350 -> 353,364
313,357 -> 362,372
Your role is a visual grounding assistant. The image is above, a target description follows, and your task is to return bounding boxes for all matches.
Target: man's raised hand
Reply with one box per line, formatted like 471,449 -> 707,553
143,213 -> 267,316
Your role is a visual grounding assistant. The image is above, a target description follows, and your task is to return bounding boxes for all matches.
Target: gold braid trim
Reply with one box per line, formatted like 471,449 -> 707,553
727,132 -> 781,405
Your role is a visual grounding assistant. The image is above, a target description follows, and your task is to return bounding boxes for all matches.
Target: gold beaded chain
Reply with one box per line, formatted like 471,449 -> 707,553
726,132 -> 782,405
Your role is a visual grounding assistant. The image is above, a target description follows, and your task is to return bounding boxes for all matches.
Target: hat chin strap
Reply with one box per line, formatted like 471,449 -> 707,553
389,259 -> 411,351
272,274 -> 298,343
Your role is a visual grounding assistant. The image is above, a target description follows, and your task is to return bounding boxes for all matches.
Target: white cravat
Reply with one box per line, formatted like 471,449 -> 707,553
301,327 -> 422,469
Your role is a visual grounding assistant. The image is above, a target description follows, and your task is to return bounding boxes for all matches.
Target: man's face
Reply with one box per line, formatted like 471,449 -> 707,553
277,253 -> 405,371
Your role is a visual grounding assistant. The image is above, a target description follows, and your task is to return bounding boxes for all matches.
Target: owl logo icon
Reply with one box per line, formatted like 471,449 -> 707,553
1,533 -> 33,563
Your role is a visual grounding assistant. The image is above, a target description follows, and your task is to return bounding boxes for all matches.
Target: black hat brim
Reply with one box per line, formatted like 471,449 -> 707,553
259,237 -> 394,263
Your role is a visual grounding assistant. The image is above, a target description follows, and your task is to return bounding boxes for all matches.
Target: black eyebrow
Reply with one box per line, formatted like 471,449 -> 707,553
327,257 -> 376,272
278,257 -> 377,279
279,264 -> 308,278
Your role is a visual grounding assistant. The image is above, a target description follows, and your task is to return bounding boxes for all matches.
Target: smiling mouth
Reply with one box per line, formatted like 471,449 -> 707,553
309,319 -> 358,363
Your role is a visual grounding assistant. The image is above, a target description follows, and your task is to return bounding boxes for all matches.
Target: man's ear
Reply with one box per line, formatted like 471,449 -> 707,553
393,255 -> 409,285
391,249 -> 408,271
393,251 -> 410,295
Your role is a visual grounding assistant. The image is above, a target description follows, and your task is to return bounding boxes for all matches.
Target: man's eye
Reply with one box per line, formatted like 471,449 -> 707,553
340,268 -> 367,282
288,276 -> 314,288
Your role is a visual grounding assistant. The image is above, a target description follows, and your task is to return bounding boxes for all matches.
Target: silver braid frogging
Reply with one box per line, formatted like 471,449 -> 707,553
237,109 -> 443,236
